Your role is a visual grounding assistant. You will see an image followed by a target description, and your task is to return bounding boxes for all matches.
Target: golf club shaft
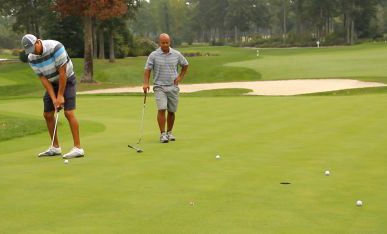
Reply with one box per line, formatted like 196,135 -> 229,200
51,110 -> 59,148
137,92 -> 147,144
143,92 -> 147,104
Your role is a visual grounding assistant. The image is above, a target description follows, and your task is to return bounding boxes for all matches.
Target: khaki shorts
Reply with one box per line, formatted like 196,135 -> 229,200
153,85 -> 179,112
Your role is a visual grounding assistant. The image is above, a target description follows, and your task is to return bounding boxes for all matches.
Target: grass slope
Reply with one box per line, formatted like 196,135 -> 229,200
0,95 -> 386,233
0,113 -> 46,141
227,43 -> 387,82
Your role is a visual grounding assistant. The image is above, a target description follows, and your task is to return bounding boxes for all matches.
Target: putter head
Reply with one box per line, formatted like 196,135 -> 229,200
128,145 -> 143,153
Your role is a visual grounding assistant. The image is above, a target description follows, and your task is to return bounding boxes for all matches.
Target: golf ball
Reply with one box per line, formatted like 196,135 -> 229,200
324,170 -> 330,176
216,155 -> 221,159
64,159 -> 69,164
356,200 -> 363,207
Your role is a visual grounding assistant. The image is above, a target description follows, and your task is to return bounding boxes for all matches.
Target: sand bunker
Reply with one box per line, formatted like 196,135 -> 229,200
77,79 -> 386,96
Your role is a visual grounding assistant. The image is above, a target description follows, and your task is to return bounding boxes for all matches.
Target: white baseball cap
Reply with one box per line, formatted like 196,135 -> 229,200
21,34 -> 37,54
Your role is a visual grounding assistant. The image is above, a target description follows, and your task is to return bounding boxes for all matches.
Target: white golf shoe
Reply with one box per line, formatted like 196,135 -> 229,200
63,147 -> 85,159
167,131 -> 176,141
38,147 -> 62,157
160,132 -> 169,143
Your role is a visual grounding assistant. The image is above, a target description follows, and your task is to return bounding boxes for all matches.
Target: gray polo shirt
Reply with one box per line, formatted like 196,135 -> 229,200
145,47 -> 188,86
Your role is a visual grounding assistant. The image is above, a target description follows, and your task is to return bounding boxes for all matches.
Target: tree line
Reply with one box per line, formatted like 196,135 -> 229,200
136,0 -> 387,46
1,0 -> 387,82
0,0 -> 139,82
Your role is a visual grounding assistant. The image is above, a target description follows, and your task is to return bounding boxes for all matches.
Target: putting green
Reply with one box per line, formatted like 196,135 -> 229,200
1,95 -> 387,233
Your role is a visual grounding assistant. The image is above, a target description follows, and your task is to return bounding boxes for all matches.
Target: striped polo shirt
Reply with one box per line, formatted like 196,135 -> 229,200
28,40 -> 74,84
145,47 -> 188,86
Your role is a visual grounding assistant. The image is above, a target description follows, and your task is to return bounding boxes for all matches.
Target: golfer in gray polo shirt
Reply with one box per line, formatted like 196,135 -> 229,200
143,33 -> 189,143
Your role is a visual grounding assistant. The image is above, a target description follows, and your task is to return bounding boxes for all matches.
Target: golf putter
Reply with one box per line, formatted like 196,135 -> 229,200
50,109 -> 60,148
128,92 -> 147,153
128,144 -> 143,153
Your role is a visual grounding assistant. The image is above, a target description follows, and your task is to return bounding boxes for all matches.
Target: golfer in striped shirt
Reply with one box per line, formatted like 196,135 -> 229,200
143,33 -> 189,143
21,34 -> 85,159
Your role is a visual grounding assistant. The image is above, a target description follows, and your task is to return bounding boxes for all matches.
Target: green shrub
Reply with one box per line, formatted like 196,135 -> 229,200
0,34 -> 19,49
211,40 -> 225,46
241,35 -> 285,48
65,48 -> 79,58
128,37 -> 157,57
12,49 -> 20,56
181,51 -> 220,57
325,32 -> 346,45
114,34 -> 130,59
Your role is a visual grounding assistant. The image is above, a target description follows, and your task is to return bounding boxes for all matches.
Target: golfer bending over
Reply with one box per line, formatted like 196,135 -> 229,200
143,33 -> 189,143
21,34 -> 85,159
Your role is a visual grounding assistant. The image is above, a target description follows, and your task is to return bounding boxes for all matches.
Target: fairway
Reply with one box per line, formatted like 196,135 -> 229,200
1,95 -> 387,233
226,44 -> 387,82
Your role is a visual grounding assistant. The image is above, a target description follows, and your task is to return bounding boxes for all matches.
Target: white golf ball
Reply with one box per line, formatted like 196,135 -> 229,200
215,155 -> 221,159
64,159 -> 69,164
324,170 -> 330,176
356,200 -> 363,207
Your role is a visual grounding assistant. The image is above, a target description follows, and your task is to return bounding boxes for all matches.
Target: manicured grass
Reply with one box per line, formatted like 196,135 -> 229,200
0,95 -> 387,233
177,46 -> 260,83
301,86 -> 387,96
227,43 -> 387,83
0,46 -> 259,96
180,88 -> 251,96
0,113 -> 46,141
1,44 -> 387,232
0,63 -> 42,97
2,44 -> 387,97
90,88 -> 252,97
